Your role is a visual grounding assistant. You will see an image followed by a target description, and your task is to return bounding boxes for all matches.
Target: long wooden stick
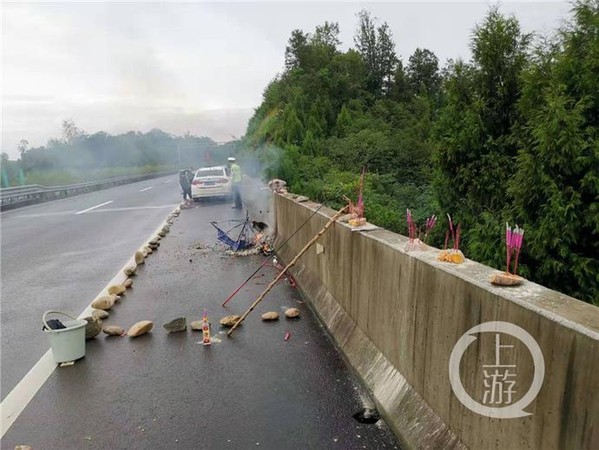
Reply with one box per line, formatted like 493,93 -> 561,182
228,205 -> 348,336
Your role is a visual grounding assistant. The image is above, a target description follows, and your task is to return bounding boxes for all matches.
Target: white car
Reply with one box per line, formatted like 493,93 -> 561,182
191,166 -> 232,199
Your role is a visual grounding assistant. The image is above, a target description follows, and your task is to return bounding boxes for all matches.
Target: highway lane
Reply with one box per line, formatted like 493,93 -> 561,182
2,195 -> 401,449
0,174 -> 181,400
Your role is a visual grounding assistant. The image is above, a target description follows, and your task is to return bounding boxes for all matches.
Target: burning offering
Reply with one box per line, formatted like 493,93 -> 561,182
405,209 -> 436,252
437,214 -> 465,264
490,223 -> 525,286
345,168 -> 367,227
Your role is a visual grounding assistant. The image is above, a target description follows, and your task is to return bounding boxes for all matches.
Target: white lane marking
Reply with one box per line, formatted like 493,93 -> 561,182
14,211 -> 77,219
140,186 -> 153,192
15,205 -> 178,218
0,351 -> 56,437
75,200 -> 113,215
0,205 -> 181,437
86,205 -> 178,214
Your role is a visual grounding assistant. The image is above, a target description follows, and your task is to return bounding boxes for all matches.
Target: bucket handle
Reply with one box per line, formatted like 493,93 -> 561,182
42,310 -> 79,331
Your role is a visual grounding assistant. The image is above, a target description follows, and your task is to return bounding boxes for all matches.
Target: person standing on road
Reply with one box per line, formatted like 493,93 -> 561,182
228,157 -> 242,209
179,169 -> 193,205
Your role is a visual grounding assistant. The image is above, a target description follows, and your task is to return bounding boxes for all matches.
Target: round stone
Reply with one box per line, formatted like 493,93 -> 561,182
285,308 -> 301,319
163,318 -> 187,333
92,309 -> 109,320
128,320 -> 153,337
261,311 -> 279,321
108,284 -> 126,295
219,315 -> 241,327
135,251 -> 145,265
103,326 -> 125,336
84,317 -> 102,339
190,320 -> 203,331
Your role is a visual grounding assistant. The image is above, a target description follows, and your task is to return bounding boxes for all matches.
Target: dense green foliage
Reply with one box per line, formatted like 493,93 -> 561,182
244,3 -> 599,304
1,124 -> 237,187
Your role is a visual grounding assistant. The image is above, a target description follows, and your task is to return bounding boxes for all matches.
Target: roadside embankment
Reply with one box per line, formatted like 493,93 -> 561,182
273,193 -> 599,450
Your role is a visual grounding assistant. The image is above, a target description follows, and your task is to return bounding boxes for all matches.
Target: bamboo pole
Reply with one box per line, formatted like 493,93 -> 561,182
227,205 -> 348,337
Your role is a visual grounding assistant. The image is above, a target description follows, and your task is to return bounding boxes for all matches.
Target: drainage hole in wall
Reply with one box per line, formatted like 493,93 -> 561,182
353,408 -> 380,424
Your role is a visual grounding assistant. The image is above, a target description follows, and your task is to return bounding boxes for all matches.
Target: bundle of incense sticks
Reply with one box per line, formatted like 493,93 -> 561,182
444,214 -> 461,251
506,223 -> 525,275
406,209 -> 436,244
423,215 -> 437,243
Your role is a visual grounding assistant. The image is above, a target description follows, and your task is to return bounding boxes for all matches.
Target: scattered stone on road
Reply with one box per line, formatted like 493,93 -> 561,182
220,315 -> 241,327
163,317 -> 187,333
92,309 -> 109,320
124,264 -> 137,276
108,284 -> 126,295
84,317 -> 102,339
190,321 -> 202,331
14,445 -> 32,450
91,295 -> 116,310
128,320 -> 153,337
103,326 -> 125,336
135,251 -> 145,265
122,278 -> 133,289
261,312 -> 279,321
285,308 -> 301,319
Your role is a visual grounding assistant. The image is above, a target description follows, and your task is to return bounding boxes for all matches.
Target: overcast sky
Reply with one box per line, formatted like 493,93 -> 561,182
2,1 -> 571,159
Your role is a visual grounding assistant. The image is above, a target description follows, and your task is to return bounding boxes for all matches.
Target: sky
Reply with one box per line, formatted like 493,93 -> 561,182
1,1 -> 572,159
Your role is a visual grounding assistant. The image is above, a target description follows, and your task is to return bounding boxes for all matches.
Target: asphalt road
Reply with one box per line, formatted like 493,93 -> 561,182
1,186 -> 401,449
0,175 -> 181,400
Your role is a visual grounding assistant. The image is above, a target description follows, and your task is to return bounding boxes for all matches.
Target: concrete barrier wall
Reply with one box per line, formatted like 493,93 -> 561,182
274,194 -> 599,450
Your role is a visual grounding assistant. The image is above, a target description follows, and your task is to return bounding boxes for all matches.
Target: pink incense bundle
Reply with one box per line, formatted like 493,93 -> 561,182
438,213 -> 464,263
491,223 -> 525,286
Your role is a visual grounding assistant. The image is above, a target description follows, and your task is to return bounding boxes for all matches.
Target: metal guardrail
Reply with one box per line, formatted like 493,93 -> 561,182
0,171 -> 175,211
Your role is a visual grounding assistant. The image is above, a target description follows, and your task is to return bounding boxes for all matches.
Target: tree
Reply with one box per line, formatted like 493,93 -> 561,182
285,30 -> 309,71
377,22 -> 398,95
312,21 -> 341,49
354,10 -> 398,96
61,119 -> 86,144
17,139 -> 29,158
510,0 -> 599,303
407,48 -> 441,98
433,8 -> 530,268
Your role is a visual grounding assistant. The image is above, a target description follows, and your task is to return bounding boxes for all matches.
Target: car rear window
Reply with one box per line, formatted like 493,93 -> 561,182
197,169 -> 224,177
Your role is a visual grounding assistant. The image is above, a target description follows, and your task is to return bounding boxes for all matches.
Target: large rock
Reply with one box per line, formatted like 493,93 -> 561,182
135,251 -> 145,265
261,311 -> 279,321
285,308 -> 301,319
108,284 -> 126,295
91,295 -> 116,310
92,309 -> 109,320
103,326 -> 125,336
163,317 -> 187,333
128,320 -> 153,337
219,315 -> 241,327
84,317 -> 102,339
